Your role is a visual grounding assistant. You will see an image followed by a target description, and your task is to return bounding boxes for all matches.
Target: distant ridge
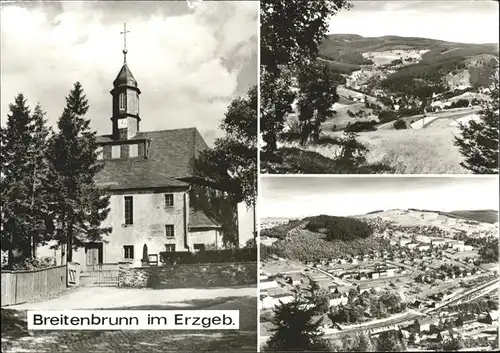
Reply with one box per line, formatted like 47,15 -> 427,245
317,34 -> 499,88
443,209 -> 498,224
363,208 -> 498,224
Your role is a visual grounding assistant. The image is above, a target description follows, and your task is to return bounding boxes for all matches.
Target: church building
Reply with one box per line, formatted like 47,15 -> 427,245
39,31 -> 229,270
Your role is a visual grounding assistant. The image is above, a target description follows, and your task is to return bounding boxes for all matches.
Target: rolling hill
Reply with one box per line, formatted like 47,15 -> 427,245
260,209 -> 498,261
318,34 -> 499,91
442,209 -> 499,224
280,35 -> 499,174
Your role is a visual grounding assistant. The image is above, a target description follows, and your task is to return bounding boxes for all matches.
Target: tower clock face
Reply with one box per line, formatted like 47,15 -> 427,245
118,119 -> 128,128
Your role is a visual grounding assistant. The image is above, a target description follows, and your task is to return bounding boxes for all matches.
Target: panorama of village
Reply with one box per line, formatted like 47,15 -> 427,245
259,207 -> 499,351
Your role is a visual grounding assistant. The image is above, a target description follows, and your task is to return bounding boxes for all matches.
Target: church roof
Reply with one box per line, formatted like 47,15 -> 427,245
113,63 -> 138,88
189,208 -> 221,229
95,127 -> 209,190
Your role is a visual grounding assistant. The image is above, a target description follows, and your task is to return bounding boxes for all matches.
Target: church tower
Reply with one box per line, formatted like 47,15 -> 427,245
110,23 -> 141,140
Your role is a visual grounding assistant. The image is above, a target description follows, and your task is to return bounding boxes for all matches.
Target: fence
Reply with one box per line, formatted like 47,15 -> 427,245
1,265 -> 67,306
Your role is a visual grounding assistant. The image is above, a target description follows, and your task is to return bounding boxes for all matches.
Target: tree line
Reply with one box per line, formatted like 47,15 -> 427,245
1,83 -> 111,268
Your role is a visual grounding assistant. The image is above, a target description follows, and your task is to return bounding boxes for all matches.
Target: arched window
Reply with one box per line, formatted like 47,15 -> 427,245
119,93 -> 125,111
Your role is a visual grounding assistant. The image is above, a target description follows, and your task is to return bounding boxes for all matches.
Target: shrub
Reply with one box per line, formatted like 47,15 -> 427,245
159,248 -> 256,264
445,99 -> 470,109
394,119 -> 407,130
10,257 -> 56,271
378,110 -> 398,123
345,121 -> 377,132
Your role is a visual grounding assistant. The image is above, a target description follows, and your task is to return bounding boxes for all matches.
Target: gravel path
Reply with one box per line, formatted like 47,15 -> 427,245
3,286 -> 257,352
8,285 -> 256,310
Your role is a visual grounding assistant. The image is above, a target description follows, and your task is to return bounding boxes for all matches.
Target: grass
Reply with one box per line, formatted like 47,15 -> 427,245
297,127 -> 470,174
262,146 -> 393,174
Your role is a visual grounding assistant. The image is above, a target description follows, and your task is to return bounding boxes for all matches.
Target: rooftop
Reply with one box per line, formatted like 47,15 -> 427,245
95,128 -> 208,190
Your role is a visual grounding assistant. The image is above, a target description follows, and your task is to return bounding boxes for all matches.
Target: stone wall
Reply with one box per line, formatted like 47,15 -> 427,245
118,261 -> 257,289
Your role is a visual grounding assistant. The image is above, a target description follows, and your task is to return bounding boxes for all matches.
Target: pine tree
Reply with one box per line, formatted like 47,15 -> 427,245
454,67 -> 499,174
25,104 -> 54,257
296,62 -> 339,144
47,82 -> 111,263
0,95 -> 53,266
266,284 -> 329,351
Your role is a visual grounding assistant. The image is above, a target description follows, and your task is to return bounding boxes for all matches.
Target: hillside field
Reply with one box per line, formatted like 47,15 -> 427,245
281,126 -> 468,174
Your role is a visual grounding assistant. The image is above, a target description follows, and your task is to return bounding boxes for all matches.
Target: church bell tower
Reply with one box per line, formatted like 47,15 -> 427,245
111,23 -> 141,140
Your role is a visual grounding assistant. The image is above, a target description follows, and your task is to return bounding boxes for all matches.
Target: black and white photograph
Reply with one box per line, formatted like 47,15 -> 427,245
1,1 -> 258,352
260,0 -> 499,174
259,175 -> 499,351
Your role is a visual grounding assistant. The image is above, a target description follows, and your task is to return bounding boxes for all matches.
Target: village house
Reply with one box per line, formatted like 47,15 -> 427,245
259,273 -> 269,281
369,325 -> 400,338
406,243 -> 419,250
399,237 -> 412,246
35,43 -> 257,271
417,243 -> 431,252
260,279 -> 279,290
478,310 -> 499,324
260,293 -> 294,309
431,238 -> 446,247
285,273 -> 302,286
328,293 -> 348,307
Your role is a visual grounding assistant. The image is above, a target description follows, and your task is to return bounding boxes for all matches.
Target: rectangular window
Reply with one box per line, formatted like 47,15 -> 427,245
165,225 -> 174,238
164,194 -> 174,207
123,245 -> 134,259
96,146 -> 104,160
119,93 -> 125,111
193,244 -> 205,252
112,145 -> 121,159
129,144 -> 138,158
165,244 -> 175,252
124,196 -> 133,225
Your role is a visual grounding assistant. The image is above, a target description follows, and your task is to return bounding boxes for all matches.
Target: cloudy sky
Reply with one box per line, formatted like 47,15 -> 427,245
328,0 -> 499,44
260,176 -> 499,218
0,1 -> 258,144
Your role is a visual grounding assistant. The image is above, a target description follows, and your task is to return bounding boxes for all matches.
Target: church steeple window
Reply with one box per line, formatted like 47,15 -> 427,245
119,93 -> 126,111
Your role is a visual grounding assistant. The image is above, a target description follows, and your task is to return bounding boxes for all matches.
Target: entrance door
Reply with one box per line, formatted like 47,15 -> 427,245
85,243 -> 103,270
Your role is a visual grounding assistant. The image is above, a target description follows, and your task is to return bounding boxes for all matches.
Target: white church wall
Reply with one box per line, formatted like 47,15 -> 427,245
188,230 -> 223,249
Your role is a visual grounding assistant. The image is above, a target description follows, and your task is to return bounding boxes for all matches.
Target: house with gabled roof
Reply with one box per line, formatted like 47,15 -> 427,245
37,45 -> 244,270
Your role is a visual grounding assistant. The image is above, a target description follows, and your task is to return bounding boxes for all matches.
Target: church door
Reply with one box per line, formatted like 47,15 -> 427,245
85,243 -> 103,270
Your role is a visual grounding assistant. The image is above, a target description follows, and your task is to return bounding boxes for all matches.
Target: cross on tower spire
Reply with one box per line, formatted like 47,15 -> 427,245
120,22 -> 130,64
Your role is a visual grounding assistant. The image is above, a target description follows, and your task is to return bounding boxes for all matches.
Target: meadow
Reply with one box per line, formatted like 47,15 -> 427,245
282,127 -> 469,174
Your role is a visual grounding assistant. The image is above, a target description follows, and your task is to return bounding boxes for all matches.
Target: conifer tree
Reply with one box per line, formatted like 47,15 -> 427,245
47,82 -> 111,263
0,95 -> 53,265
266,282 -> 329,351
297,62 -> 339,144
454,67 -> 499,174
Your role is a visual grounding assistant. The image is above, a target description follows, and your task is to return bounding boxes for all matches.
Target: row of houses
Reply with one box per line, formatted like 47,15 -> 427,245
415,267 -> 483,284
305,250 -> 394,267
373,314 -> 498,346
401,238 -> 473,252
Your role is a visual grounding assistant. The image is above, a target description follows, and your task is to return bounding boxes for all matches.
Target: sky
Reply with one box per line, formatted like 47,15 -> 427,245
328,0 -> 499,44
260,176 -> 499,219
0,1 -> 258,145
